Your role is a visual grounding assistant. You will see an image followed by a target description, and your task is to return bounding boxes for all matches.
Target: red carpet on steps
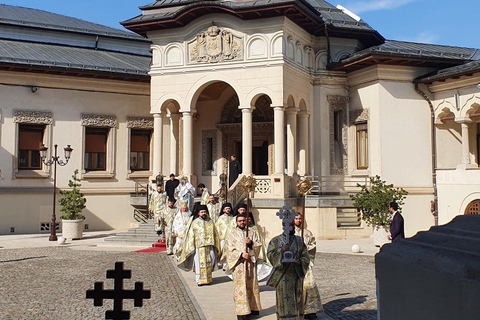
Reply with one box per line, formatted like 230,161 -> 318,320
132,240 -> 166,253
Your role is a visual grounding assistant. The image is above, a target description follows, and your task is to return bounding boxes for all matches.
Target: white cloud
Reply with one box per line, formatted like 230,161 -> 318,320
400,31 -> 439,44
341,0 -> 418,14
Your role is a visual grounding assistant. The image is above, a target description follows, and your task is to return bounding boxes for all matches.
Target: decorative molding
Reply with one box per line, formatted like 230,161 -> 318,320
349,109 -> 369,124
255,178 -> 272,194
329,96 -> 349,175
81,113 -> 117,127
13,110 -> 53,124
127,117 -> 154,129
188,24 -> 243,63
202,130 -> 217,176
327,95 -> 350,108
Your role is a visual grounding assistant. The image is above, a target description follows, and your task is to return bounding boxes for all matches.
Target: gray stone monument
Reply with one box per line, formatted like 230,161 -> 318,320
375,215 -> 480,320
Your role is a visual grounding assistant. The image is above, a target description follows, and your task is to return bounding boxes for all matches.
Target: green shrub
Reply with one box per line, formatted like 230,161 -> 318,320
350,175 -> 408,226
59,169 -> 86,220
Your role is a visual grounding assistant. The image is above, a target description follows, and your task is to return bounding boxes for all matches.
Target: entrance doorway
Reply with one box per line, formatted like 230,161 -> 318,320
232,140 -> 269,175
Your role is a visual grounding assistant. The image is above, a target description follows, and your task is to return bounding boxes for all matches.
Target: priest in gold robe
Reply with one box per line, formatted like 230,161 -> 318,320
225,214 -> 262,320
172,200 -> 192,260
267,205 -> 309,320
206,195 -> 221,223
294,212 -> 324,319
178,205 -> 221,285
198,183 -> 210,205
162,198 -> 177,255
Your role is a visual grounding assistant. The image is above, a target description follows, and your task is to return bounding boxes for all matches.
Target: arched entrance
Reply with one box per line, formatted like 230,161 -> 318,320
217,94 -> 274,176
464,199 -> 480,215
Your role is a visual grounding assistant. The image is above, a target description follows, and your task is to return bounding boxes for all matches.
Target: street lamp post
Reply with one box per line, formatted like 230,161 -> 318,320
39,144 -> 73,241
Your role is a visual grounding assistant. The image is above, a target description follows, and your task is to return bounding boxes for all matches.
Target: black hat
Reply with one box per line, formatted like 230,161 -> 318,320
237,203 -> 247,209
198,205 -> 208,212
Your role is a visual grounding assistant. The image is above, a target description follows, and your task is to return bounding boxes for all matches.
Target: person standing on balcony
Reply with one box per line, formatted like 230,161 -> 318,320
229,155 -> 241,187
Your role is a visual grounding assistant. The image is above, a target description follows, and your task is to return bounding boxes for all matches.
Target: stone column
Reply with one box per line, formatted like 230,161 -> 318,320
297,111 -> 309,176
286,108 -> 298,176
274,106 -> 285,174
170,113 -> 180,175
182,111 -> 193,176
152,113 -> 163,175
242,108 -> 253,175
454,117 -> 474,166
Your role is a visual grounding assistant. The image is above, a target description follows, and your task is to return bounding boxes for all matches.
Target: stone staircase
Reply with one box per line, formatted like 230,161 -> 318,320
103,220 -> 161,244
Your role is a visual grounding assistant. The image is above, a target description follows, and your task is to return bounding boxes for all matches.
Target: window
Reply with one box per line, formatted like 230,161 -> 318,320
477,123 -> 480,166
84,127 -> 108,171
130,129 -> 151,171
356,122 -> 368,169
333,110 -> 343,169
18,124 -> 44,170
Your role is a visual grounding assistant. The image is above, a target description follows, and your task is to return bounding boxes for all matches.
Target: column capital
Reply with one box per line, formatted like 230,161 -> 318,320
241,108 -> 252,113
169,113 -> 181,120
239,105 -> 253,110
273,105 -> 285,111
298,111 -> 310,118
181,110 -> 194,116
285,107 -> 300,115
455,117 -> 473,124
152,112 -> 164,118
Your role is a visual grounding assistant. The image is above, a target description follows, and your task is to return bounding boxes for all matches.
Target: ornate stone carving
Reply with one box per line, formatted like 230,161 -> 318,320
81,114 -> 117,127
189,24 -> 243,63
350,109 -> 370,124
202,130 -> 217,176
127,117 -> 154,129
13,110 -> 53,124
220,95 -> 273,124
329,96 -> 349,175
255,179 -> 272,194
327,95 -> 350,109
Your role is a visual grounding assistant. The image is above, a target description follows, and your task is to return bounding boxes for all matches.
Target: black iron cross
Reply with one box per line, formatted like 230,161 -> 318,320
86,261 -> 151,320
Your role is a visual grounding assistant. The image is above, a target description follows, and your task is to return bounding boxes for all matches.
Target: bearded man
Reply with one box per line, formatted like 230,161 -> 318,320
178,205 -> 221,285
225,214 -> 262,320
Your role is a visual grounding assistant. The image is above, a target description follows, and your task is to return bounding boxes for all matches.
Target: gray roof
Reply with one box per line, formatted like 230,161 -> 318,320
345,40 -> 479,61
0,4 -> 143,40
0,39 -> 150,76
124,0 -> 380,41
417,60 -> 480,83
303,0 -> 374,32
0,5 -> 151,79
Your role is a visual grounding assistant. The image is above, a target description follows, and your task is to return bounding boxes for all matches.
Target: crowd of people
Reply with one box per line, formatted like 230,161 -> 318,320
148,174 -> 323,320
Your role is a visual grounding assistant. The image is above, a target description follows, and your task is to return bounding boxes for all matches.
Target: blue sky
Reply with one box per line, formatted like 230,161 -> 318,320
3,0 -> 479,49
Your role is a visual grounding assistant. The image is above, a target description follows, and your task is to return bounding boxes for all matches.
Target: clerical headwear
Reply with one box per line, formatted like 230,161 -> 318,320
238,203 -> 247,210
198,205 -> 208,212
180,200 -> 188,208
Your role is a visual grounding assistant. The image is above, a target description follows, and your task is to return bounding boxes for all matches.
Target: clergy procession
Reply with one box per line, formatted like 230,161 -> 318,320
148,174 -> 324,320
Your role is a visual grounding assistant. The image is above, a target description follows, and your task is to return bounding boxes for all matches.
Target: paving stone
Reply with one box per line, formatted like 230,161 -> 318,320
0,247 -> 201,320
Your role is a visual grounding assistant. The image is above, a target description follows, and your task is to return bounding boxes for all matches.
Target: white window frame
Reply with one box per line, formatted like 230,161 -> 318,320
80,113 -> 116,179
13,110 -> 52,179
126,116 -> 153,179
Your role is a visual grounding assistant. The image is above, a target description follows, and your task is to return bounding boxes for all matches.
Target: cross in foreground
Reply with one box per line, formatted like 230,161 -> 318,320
86,261 -> 151,320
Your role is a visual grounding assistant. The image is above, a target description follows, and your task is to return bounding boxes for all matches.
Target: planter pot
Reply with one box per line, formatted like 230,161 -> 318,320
61,219 -> 84,240
373,225 -> 390,247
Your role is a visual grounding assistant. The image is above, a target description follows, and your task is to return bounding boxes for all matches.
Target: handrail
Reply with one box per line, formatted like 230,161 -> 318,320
303,175 -> 370,195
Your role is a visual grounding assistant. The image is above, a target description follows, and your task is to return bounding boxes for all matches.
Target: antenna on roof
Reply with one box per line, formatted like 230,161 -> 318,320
336,5 -> 361,22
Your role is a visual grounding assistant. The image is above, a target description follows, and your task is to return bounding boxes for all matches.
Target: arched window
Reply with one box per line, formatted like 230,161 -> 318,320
465,199 -> 480,215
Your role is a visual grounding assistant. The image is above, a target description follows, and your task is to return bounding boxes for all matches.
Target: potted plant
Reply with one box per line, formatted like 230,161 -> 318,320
59,169 -> 86,240
350,175 -> 408,246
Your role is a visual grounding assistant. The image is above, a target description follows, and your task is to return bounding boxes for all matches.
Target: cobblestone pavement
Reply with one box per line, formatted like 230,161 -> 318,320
314,253 -> 377,320
0,247 -> 201,320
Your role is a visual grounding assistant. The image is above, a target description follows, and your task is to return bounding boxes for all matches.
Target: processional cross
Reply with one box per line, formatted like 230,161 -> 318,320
276,203 -> 297,262
86,261 -> 151,320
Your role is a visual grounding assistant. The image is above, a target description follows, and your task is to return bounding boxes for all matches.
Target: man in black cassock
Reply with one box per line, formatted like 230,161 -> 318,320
229,155 -> 241,187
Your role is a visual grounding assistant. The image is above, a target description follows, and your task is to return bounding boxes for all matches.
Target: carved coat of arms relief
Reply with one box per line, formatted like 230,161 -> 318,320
189,24 -> 243,63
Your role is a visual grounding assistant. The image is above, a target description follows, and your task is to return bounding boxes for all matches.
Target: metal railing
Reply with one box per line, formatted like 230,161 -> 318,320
304,175 -> 370,196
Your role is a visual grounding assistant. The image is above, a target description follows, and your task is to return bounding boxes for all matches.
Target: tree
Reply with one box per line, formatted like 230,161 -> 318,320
350,175 -> 408,227
59,169 -> 86,220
